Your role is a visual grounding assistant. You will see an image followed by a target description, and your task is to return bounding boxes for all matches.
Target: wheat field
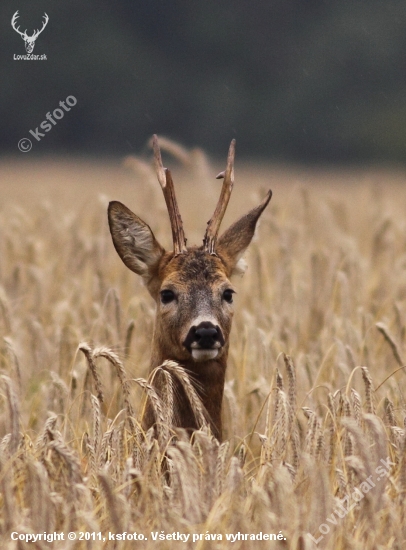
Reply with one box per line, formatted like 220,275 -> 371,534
1,146 -> 406,549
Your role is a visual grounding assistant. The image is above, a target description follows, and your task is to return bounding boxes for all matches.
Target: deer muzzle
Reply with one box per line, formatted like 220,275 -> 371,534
183,321 -> 225,362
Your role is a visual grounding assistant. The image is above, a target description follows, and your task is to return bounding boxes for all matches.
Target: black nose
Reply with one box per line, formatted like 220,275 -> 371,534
183,321 -> 225,350
195,326 -> 219,347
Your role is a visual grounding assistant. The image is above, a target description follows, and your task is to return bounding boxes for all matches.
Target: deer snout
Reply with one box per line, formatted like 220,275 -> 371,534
183,321 -> 225,362
195,325 -> 220,347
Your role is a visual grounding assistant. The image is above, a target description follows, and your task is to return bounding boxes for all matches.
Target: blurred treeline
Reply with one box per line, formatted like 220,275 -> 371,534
1,0 -> 406,162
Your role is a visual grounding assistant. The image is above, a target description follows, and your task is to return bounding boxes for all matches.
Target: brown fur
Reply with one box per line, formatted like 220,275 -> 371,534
108,189 -> 271,440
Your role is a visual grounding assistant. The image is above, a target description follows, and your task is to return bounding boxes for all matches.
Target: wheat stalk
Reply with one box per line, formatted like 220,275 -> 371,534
361,366 -> 376,414
161,360 -> 209,429
79,342 -> 104,403
1,375 -> 20,454
376,322 -> 404,366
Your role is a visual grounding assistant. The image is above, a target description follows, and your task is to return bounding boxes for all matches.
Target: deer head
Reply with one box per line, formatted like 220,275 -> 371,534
11,11 -> 49,54
108,136 -> 272,439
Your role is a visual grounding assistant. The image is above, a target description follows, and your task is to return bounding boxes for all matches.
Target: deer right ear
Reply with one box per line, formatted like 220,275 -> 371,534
108,201 -> 165,279
216,190 -> 272,276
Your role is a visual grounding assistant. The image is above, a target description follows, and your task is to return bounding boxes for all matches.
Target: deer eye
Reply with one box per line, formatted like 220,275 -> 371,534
160,289 -> 176,304
222,289 -> 235,303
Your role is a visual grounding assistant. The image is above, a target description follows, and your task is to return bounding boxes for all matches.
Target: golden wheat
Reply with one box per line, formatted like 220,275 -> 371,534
1,152 -> 406,548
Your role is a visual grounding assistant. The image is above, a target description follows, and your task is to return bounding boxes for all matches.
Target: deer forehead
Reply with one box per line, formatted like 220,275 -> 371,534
159,248 -> 230,286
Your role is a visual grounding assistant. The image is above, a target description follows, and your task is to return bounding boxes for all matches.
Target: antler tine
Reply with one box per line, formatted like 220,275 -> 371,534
11,11 -> 25,37
152,134 -> 187,256
32,13 -> 49,39
203,139 -> 236,254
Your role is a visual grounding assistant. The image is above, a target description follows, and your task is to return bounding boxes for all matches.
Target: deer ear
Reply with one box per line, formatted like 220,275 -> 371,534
108,201 -> 165,279
216,190 -> 272,276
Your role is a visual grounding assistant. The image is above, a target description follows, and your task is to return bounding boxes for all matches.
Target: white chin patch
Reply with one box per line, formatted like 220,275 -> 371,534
191,349 -> 219,362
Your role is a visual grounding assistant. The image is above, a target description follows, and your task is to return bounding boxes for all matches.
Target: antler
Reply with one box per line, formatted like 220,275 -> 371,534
152,134 -> 187,256
11,11 -> 27,38
203,139 -> 235,254
32,13 -> 49,40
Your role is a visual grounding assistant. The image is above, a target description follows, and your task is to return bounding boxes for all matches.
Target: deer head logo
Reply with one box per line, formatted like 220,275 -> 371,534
11,11 -> 49,54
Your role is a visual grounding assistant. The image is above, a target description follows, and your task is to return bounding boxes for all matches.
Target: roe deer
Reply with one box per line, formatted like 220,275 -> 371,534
108,136 -> 271,440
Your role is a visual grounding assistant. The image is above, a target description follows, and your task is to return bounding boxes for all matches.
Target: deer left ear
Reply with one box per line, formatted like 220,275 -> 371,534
108,201 -> 165,280
216,190 -> 272,276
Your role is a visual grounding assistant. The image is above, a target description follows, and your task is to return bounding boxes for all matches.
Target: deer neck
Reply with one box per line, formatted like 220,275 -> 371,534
149,344 -> 228,440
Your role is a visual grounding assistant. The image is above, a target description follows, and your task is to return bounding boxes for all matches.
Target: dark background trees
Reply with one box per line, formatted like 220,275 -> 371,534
2,0 -> 406,162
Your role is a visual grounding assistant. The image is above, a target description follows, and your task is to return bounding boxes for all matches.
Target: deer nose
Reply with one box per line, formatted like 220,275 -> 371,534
183,321 -> 225,351
195,326 -> 219,347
